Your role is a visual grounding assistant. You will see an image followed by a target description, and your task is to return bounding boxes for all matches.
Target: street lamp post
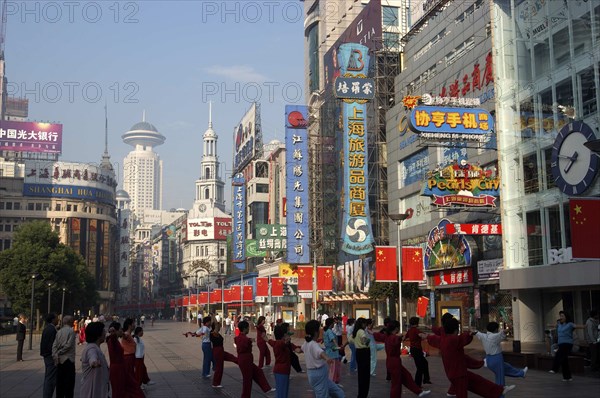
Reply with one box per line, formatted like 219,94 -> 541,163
60,287 -> 67,319
308,241 -> 322,320
46,281 -> 53,315
265,251 -> 274,317
29,274 -> 38,350
389,213 -> 410,334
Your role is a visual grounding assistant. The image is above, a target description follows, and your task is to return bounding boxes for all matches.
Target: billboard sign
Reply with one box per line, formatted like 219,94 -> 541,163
233,103 -> 262,173
232,173 -> 246,268
339,43 -> 374,255
285,105 -> 310,264
424,219 -> 472,271
477,258 -> 503,281
422,160 -> 500,207
334,77 -> 375,101
445,223 -> 502,235
432,267 -> 473,287
186,217 -> 232,241
255,224 -> 287,252
409,105 -> 494,142
0,120 -> 62,154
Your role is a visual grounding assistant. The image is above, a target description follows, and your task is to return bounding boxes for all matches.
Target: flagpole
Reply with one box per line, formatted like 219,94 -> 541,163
389,213 -> 409,334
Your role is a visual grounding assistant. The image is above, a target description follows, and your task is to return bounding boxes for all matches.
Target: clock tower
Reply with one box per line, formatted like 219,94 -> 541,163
193,102 -> 225,216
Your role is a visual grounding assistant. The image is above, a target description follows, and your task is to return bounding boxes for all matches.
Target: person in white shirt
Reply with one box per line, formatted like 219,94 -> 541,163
473,322 -> 527,386
225,316 -> 232,335
301,320 -> 344,398
133,327 -> 156,389
321,313 -> 329,327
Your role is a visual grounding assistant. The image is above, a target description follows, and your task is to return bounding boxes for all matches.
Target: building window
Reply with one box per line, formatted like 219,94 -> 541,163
382,6 -> 399,27
255,161 -> 268,178
256,184 -> 269,193
526,210 -> 543,266
544,148 -> 556,190
308,23 -> 319,92
14,202 -> 20,210
35,203 -> 42,211
6,202 -> 12,210
28,203 -> 34,211
523,153 -> 539,194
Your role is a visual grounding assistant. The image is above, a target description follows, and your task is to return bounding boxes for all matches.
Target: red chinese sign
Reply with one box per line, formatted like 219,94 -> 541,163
432,268 -> 473,287
439,52 -> 494,98
445,223 -> 502,235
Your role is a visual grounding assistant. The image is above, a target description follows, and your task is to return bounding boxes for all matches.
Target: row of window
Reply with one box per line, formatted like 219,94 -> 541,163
0,201 -> 107,214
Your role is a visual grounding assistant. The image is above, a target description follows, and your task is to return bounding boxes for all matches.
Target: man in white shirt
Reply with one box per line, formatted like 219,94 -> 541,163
52,316 -> 76,398
321,313 -> 329,327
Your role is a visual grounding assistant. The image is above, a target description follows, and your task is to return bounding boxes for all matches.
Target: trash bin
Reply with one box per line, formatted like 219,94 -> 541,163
513,340 -> 521,353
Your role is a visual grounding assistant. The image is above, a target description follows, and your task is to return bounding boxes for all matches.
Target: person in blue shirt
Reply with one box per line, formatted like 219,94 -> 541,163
550,311 -> 585,381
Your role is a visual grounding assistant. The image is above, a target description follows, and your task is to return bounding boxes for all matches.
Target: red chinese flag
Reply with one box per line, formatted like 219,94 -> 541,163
256,277 -> 269,297
190,294 -> 197,305
416,296 -> 430,318
297,265 -> 314,292
375,246 -> 398,282
210,289 -> 221,304
570,198 -> 600,259
199,292 -> 208,305
317,266 -> 333,291
402,246 -> 424,282
223,289 -> 232,303
243,285 -> 253,302
272,277 -> 285,297
183,296 -> 189,306
230,286 -> 241,301
170,299 -> 175,309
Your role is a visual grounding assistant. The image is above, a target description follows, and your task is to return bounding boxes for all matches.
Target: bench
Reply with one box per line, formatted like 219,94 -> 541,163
502,352 -> 536,368
535,354 -> 585,374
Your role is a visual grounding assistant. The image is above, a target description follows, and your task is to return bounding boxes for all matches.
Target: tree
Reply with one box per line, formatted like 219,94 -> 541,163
0,221 -> 98,315
368,281 -> 421,320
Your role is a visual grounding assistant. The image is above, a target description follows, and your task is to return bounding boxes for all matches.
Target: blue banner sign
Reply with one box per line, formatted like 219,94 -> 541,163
409,106 -> 494,139
232,173 -> 246,269
23,183 -> 114,204
334,77 -> 375,101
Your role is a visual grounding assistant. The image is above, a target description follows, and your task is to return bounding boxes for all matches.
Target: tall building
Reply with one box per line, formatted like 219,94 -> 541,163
122,114 -> 165,215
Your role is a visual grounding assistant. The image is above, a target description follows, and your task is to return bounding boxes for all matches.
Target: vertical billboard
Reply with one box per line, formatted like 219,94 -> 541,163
0,120 -> 63,154
233,102 -> 263,173
338,43 -> 374,255
232,173 -> 246,269
285,105 -> 310,264
118,209 -> 131,289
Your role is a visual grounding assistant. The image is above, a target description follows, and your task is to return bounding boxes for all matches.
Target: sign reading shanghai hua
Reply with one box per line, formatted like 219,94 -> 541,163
338,43 -> 374,256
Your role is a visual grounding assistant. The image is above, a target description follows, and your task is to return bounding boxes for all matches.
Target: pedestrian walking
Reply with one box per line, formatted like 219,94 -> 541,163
333,317 -> 345,361
323,317 -> 343,385
40,313 -> 58,398
52,315 -> 77,398
134,327 -> 156,389
80,322 -> 109,398
225,314 -> 232,335
550,311 -> 585,381
384,320 -> 430,397
404,317 -> 431,386
256,316 -> 272,368
345,318 -> 357,371
584,309 -> 599,371
473,322 -> 527,386
15,313 -> 26,362
301,320 -> 344,398
197,316 -> 214,377
427,317 -> 513,398
78,317 -> 87,345
210,322 -> 238,388
235,320 -> 274,398
106,321 -> 144,398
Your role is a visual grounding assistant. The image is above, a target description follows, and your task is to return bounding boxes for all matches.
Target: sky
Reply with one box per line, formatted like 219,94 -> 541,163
5,0 -> 305,211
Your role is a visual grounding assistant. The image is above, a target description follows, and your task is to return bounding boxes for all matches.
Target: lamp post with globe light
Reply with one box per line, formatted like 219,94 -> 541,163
29,273 -> 39,350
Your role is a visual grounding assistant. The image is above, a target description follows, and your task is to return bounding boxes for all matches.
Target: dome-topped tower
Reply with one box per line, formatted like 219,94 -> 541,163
122,111 -> 166,148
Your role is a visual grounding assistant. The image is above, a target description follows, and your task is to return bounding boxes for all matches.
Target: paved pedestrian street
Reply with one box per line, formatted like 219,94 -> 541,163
1,321 -> 599,397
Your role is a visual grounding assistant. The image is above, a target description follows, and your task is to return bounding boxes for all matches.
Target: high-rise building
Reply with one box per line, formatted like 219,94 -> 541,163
122,114 -> 165,215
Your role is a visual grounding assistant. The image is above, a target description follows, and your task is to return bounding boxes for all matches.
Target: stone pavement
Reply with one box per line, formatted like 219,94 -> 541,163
1,321 -> 599,397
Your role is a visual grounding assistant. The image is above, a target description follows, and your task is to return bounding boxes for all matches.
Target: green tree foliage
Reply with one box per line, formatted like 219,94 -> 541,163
368,281 -> 421,319
0,221 -> 98,315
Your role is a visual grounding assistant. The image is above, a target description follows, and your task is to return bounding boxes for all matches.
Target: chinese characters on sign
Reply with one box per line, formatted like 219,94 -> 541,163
232,174 -> 246,269
255,224 -> 288,251
444,223 -> 502,235
0,121 -> 63,154
338,43 -> 374,255
334,77 -> 375,101
285,105 -> 310,264
433,267 -> 473,287
409,106 -> 494,140
186,217 -> 232,241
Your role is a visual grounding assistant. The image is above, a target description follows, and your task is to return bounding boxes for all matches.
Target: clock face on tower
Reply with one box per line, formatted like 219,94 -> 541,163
550,121 -> 599,195
199,204 -> 207,213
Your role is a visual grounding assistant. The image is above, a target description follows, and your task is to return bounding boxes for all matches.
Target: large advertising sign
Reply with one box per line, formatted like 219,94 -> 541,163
255,224 -> 287,252
118,209 -> 131,289
233,102 -> 262,173
0,120 -> 63,154
424,219 -> 472,271
409,106 -> 494,142
285,105 -> 310,264
232,173 -> 246,268
422,160 -> 500,207
23,161 -> 116,204
186,217 -> 232,241
339,43 -> 374,255
323,0 -> 382,90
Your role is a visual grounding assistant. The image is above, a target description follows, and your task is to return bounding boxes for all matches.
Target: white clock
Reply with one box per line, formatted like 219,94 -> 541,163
550,121 -> 599,195
199,204 -> 207,213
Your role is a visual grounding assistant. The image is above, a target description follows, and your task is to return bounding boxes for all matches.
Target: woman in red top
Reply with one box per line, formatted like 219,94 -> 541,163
404,317 -> 431,386
235,320 -> 274,398
210,322 -> 238,388
427,318 -> 511,398
384,320 -> 430,397
121,318 -> 137,380
256,316 -> 272,368
268,324 -> 300,398
106,321 -> 144,398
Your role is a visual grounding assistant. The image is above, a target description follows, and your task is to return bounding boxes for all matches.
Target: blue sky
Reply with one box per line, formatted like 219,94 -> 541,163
6,1 -> 304,210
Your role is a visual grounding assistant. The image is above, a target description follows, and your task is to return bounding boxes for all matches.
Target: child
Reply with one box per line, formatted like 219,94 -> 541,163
235,320 -> 274,398
210,322 -> 238,388
428,318 -> 513,398
268,324 -> 299,398
301,320 -> 344,398
384,320 -> 430,397
133,327 -> 156,389
404,317 -> 431,386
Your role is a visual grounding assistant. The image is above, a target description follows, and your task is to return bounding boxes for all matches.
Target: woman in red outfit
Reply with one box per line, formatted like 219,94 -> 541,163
427,318 -> 512,398
106,321 -> 145,398
384,320 -> 430,397
211,322 -> 238,388
235,320 -> 274,398
256,316 -> 272,368
121,318 -> 137,381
